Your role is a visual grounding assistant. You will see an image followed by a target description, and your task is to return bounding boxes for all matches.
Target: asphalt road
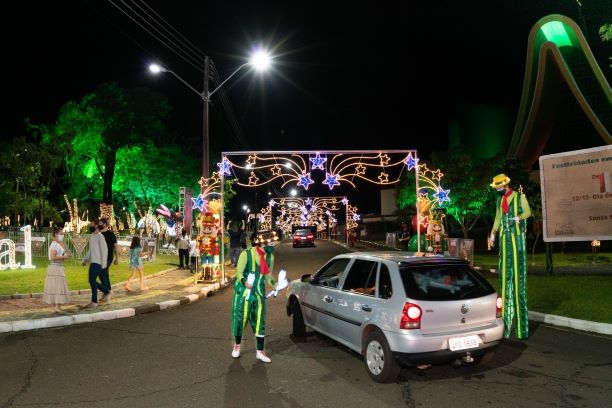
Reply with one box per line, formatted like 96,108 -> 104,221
1,240 -> 611,408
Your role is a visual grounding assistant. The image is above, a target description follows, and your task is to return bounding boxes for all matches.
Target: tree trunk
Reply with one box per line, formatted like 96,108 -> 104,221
102,150 -> 116,205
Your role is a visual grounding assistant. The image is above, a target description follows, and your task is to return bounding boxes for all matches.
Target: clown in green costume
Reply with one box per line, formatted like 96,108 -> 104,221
488,174 -> 532,339
231,233 -> 277,363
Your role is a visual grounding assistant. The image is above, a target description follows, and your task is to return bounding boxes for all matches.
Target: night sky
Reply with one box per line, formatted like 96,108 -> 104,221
2,1 -> 611,216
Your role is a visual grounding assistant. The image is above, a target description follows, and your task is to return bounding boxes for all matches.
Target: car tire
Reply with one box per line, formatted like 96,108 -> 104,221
473,350 -> 494,366
292,300 -> 307,337
364,330 -> 400,383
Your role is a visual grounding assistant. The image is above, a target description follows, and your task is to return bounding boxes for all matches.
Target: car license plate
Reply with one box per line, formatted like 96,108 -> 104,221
300,237 -> 306,240
448,335 -> 479,351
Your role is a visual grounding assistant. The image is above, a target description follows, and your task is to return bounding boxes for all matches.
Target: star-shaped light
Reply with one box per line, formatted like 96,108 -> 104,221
248,171 -> 260,186
341,197 -> 349,206
378,172 -> 389,183
191,194 -> 207,212
246,155 -> 257,166
379,154 -> 390,166
432,169 -> 444,181
433,185 -> 451,204
304,197 -> 312,206
270,165 -> 282,176
355,164 -> 366,175
310,205 -> 318,213
353,213 -> 361,221
211,172 -> 221,185
404,153 -> 419,171
280,210 -> 286,217
268,199 -> 277,207
323,173 -> 341,190
217,158 -> 232,176
198,177 -> 209,189
298,172 -> 314,190
309,153 -> 327,170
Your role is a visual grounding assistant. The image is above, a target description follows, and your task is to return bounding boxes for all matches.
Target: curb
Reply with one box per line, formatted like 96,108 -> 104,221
0,279 -> 233,334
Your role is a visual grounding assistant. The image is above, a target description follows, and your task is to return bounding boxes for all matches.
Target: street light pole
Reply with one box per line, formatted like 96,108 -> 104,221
203,56 -> 210,179
149,49 -> 271,180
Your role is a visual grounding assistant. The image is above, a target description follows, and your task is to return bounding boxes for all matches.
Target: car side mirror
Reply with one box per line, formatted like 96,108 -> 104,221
301,274 -> 312,283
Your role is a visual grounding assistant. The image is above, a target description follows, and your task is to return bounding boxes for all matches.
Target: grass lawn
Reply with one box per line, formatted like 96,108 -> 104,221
485,275 -> 612,324
0,254 -> 178,295
474,251 -> 612,268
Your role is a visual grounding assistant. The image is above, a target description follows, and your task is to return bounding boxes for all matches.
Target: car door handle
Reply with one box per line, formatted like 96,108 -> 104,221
323,295 -> 333,303
362,305 -> 372,312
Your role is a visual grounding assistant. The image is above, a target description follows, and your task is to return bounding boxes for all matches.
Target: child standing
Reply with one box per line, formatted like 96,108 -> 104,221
43,227 -> 71,313
124,236 -> 148,292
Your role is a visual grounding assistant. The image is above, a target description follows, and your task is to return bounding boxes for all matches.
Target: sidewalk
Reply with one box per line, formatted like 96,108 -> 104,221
0,265 -> 236,334
335,239 -> 612,336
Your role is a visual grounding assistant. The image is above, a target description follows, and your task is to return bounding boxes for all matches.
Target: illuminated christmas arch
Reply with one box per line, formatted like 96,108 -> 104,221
210,149 -> 450,284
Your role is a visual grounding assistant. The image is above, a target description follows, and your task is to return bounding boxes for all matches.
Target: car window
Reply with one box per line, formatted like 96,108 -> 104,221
341,259 -> 378,296
399,263 -> 494,301
315,258 -> 350,288
378,263 -> 393,299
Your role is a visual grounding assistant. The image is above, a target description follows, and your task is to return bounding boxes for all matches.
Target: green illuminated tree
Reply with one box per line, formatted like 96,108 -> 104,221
40,83 -> 171,208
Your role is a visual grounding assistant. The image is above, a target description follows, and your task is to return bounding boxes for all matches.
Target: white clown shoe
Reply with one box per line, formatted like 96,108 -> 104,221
256,350 -> 271,363
232,344 -> 241,358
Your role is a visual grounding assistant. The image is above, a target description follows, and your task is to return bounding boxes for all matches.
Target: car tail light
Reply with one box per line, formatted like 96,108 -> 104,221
307,234 -> 313,239
496,296 -> 503,318
400,302 -> 421,329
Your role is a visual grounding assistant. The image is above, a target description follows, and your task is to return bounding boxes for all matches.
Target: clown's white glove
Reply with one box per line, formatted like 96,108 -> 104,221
244,273 -> 256,298
511,216 -> 520,223
266,269 -> 289,298
487,233 -> 495,250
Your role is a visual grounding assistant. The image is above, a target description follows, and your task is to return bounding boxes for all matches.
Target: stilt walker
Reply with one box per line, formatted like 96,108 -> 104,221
231,233 -> 277,362
488,174 -> 532,339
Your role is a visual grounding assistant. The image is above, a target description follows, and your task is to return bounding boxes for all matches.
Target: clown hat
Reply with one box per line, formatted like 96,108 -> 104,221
490,173 -> 511,188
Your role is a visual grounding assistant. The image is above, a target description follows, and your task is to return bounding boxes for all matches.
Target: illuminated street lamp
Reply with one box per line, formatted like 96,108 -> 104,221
148,49 -> 272,178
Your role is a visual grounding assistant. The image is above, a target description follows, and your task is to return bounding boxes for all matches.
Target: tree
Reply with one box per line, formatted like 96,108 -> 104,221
40,83 -> 171,208
430,146 -> 502,239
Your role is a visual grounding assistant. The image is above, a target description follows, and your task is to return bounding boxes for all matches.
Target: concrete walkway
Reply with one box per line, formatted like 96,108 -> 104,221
0,266 -> 235,334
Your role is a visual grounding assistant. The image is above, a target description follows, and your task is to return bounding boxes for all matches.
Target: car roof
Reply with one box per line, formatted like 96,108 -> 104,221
334,251 -> 469,265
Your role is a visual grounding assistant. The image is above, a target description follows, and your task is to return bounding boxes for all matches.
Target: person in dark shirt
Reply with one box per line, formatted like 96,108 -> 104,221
227,221 -> 243,267
100,218 -> 119,303
398,221 -> 411,251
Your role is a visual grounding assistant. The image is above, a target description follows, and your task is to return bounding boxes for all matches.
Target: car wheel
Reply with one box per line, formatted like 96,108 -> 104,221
292,300 -> 307,337
364,330 -> 400,383
473,350 -> 494,366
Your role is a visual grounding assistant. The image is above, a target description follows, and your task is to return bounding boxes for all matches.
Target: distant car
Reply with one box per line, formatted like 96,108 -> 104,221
286,252 -> 503,383
292,229 -> 315,247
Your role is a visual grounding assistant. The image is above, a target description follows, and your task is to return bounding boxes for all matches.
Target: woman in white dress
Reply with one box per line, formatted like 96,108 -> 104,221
43,227 -> 71,313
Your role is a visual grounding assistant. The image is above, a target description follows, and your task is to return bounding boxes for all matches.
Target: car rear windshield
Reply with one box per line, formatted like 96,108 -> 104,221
294,230 -> 311,235
399,263 -> 494,301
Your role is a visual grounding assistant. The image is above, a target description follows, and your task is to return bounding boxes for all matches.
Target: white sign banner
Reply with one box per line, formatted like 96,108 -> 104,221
539,145 -> 612,242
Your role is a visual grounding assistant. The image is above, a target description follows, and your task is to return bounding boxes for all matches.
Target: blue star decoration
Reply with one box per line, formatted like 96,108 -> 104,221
297,173 -> 314,190
404,153 -> 419,171
217,158 -> 232,176
322,173 -> 341,190
433,186 -> 451,205
309,153 -> 327,170
191,194 -> 207,212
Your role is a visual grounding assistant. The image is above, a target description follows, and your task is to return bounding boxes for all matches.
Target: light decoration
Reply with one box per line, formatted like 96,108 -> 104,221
217,158 -> 233,176
0,225 -> 36,270
192,194 -> 208,212
20,225 -> 35,269
433,185 -> 451,205
309,153 -> 327,170
194,172 -> 222,214
63,195 -> 89,233
99,203 -> 115,230
346,204 -> 360,231
0,239 -> 19,270
417,163 -> 451,210
219,150 -> 417,190
268,196 -> 352,233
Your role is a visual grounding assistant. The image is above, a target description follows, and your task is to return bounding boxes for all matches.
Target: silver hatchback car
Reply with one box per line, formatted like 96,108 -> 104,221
286,252 -> 504,383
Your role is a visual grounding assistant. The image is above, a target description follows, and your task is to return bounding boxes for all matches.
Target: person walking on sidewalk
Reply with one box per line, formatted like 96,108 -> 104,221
231,234 -> 278,363
488,173 -> 532,340
227,221 -> 242,267
177,231 -> 190,270
81,219 -> 109,308
125,236 -> 148,292
100,218 -> 119,304
43,227 -> 71,314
